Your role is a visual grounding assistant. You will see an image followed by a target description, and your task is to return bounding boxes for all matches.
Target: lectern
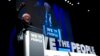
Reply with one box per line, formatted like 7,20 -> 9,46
24,30 -> 44,56
24,30 -> 98,56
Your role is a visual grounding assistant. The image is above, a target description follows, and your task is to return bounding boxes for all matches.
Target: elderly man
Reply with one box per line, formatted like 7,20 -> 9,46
15,12 -> 32,56
17,13 -> 31,41
15,12 -> 42,56
12,2 -> 42,56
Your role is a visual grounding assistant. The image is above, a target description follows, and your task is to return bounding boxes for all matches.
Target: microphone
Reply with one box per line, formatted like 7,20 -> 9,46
17,2 -> 25,11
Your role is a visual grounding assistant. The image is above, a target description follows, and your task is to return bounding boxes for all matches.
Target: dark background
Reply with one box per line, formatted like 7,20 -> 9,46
0,0 -> 99,56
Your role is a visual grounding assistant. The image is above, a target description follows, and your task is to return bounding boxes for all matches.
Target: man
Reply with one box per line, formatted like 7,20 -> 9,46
14,2 -> 42,56
15,12 -> 32,56
16,12 -> 42,56
16,2 -> 42,40
17,13 -> 31,41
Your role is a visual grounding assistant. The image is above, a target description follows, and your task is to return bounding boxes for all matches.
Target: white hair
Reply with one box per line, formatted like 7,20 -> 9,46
22,13 -> 30,18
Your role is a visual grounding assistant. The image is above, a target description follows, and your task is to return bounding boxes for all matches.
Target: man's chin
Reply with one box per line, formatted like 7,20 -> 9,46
24,21 -> 30,24
26,21 -> 30,23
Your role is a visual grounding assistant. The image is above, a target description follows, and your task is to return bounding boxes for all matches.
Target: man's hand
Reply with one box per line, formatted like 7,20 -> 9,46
19,2 -> 25,9
17,2 -> 25,11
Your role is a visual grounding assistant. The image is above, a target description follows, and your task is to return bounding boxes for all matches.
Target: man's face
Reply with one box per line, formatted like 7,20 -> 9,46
22,13 -> 31,24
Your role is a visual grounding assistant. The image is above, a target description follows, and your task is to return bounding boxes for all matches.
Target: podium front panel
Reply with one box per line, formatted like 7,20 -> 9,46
25,31 -> 44,56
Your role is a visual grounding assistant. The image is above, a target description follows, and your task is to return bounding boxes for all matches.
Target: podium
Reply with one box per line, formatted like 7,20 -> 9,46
24,31 -> 97,56
25,30 -> 44,56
